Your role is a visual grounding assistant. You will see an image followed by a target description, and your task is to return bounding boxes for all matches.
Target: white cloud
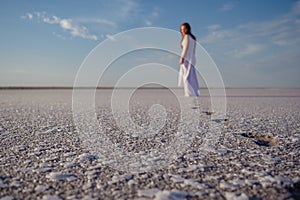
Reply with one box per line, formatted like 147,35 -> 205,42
22,12 -> 98,41
106,34 -> 116,42
21,1 -> 160,40
227,44 -> 265,58
292,0 -> 300,15
200,2 -> 300,87
52,32 -> 66,40
207,24 -> 221,31
202,12 -> 300,47
145,20 -> 152,26
151,6 -> 160,17
118,0 -> 140,18
220,2 -> 235,11
76,18 -> 117,27
201,29 -> 235,44
20,13 -> 33,20
113,0 -> 159,26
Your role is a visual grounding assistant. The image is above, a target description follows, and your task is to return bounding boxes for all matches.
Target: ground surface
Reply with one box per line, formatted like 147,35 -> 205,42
0,89 -> 299,200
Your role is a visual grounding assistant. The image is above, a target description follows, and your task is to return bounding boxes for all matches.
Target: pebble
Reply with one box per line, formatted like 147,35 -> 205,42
16,167 -> 33,173
10,180 -> 22,187
109,174 -> 133,184
33,168 -> 52,173
138,188 -> 161,198
78,153 -> 97,163
220,181 -> 238,190
0,181 -> 8,188
0,196 -> 14,200
224,192 -> 249,200
85,170 -> 100,179
35,185 -> 49,192
82,182 -> 93,190
46,172 -> 77,181
42,195 -> 62,200
154,190 -> 188,200
182,179 -> 208,190
170,175 -> 185,183
62,162 -> 78,168
128,179 -> 138,186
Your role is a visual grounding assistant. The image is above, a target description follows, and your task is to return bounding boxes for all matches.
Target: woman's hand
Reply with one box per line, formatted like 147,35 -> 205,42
179,57 -> 184,64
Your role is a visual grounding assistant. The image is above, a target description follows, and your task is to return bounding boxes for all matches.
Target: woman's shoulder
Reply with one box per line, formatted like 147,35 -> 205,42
181,34 -> 187,40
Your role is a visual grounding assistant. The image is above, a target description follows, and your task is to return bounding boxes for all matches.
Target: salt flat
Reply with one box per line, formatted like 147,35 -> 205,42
0,89 -> 299,199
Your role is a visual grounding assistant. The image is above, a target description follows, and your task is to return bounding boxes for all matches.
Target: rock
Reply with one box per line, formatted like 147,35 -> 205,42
0,196 -> 14,200
170,175 -> 185,183
181,179 -> 208,190
85,170 -> 100,180
33,168 -> 52,173
220,181 -> 238,190
154,190 -> 188,200
42,195 -> 62,200
109,174 -> 133,184
224,192 -> 249,200
128,179 -> 138,186
0,180 -> 8,188
35,185 -> 49,192
78,153 -> 97,163
62,162 -> 78,168
10,180 -> 23,187
82,182 -> 93,190
81,196 -> 97,200
138,188 -> 161,198
46,172 -> 77,181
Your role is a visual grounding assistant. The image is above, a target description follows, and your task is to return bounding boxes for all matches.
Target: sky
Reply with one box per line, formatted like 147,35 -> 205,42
0,0 -> 300,88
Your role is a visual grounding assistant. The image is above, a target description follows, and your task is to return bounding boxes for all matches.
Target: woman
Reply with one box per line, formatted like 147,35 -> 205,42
178,22 -> 200,97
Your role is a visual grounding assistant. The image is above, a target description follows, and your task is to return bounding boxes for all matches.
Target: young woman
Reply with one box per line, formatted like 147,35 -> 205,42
178,22 -> 200,97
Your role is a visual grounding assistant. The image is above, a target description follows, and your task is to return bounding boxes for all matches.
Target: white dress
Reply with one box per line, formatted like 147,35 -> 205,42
178,34 -> 200,97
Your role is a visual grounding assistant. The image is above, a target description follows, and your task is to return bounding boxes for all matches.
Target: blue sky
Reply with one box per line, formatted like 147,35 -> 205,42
0,0 -> 299,87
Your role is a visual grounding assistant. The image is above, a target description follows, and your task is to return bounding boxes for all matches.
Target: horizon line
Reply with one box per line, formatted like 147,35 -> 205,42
0,86 -> 300,90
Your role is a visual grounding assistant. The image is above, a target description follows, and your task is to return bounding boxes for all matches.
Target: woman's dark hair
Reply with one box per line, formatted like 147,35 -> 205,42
180,22 -> 196,45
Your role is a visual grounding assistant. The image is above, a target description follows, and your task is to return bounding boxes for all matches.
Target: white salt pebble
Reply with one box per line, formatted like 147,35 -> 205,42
138,188 -> 161,198
82,182 -> 93,190
225,192 -> 249,200
62,162 -> 77,168
78,153 -> 96,163
154,190 -> 188,200
0,196 -> 14,200
41,128 -> 57,135
220,181 -> 238,190
0,181 -> 8,188
81,195 -> 97,200
47,172 -> 77,181
39,163 -> 52,168
87,164 -> 102,170
42,157 -> 58,162
182,179 -> 208,189
34,168 -> 52,173
128,179 -> 137,186
35,185 -> 49,192
170,175 -> 185,183
109,174 -> 132,184
42,195 -> 62,200
16,167 -> 33,173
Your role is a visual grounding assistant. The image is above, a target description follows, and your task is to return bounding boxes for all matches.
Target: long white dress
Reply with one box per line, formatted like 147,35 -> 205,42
178,34 -> 200,97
